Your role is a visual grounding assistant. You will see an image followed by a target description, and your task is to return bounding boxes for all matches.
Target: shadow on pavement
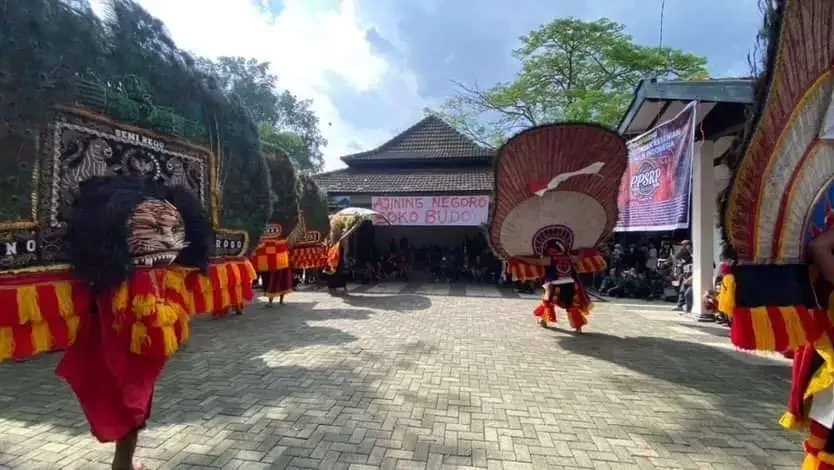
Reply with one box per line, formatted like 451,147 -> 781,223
0,298 -> 382,451
555,332 -> 801,466
340,294 -> 432,312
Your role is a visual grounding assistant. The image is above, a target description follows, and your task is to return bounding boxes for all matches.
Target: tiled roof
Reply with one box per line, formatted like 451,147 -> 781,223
341,115 -> 494,163
313,166 -> 494,194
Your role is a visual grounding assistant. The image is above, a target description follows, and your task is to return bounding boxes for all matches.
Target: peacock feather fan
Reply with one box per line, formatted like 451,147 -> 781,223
0,0 -> 271,257
289,173 -> 329,245
720,0 -> 834,352
262,142 -> 299,238
488,123 -> 628,259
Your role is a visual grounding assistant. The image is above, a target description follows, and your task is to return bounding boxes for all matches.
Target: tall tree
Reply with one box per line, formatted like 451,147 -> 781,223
197,57 -> 327,171
430,18 -> 709,146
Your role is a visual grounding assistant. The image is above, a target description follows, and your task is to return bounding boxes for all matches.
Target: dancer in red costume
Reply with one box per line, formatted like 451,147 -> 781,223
487,123 -> 627,333
518,244 -> 593,332
57,175 -> 211,470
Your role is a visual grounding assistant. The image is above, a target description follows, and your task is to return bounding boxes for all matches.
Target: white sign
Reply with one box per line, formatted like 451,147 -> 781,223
371,195 -> 490,226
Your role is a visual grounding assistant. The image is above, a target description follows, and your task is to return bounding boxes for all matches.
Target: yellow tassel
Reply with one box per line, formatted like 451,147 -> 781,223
198,274 -> 211,296
802,454 -> 819,470
154,303 -> 180,327
217,264 -> 230,308
31,322 -> 51,353
131,295 -> 156,318
65,316 -> 80,343
244,260 -> 256,280
164,268 -> 186,292
113,283 -> 129,313
230,263 -> 243,302
179,317 -> 190,344
16,285 -> 43,324
130,323 -> 149,354
54,282 -> 76,318
749,306 -> 776,351
161,326 -> 179,356
778,411 -> 806,431
0,327 -> 13,361
718,274 -> 735,317
199,274 -> 214,314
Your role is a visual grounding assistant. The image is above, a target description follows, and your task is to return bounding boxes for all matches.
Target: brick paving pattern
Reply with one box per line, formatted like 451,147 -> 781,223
0,283 -> 803,469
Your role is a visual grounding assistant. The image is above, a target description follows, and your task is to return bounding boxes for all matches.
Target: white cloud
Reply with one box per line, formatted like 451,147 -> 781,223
93,0 -> 426,170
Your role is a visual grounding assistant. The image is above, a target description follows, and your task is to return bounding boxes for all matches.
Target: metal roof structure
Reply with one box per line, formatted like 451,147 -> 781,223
618,78 -> 755,140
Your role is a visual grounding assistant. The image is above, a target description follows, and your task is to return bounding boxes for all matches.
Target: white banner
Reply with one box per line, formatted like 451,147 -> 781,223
371,195 -> 490,226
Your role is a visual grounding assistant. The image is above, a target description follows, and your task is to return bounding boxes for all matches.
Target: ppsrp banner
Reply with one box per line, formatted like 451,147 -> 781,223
615,101 -> 696,232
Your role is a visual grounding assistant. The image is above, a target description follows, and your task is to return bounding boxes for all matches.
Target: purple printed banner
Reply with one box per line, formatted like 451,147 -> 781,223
615,101 -> 696,232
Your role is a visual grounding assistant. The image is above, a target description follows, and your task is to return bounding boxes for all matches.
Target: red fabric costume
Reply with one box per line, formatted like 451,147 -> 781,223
56,266 -> 191,441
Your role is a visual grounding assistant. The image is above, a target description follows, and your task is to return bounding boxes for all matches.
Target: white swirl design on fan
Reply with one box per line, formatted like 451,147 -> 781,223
757,74 -> 834,259
499,191 -> 607,257
533,162 -> 605,197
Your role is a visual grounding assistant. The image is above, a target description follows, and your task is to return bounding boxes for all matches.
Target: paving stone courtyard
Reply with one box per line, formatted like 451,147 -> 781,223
0,282 -> 804,469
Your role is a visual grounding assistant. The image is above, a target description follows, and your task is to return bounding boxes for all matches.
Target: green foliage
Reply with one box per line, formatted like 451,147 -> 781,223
197,57 -> 280,124
261,141 -> 299,234
197,57 -> 328,172
430,17 -> 709,144
295,173 -> 329,238
0,0 -> 271,245
259,122 -> 318,170
0,0 -> 107,220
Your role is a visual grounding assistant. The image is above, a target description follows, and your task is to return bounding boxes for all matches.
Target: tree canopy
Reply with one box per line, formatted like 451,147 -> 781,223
430,17 -> 709,146
197,57 -> 327,171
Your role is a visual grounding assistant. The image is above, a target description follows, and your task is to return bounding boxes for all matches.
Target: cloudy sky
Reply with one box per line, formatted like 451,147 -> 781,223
113,0 -> 762,170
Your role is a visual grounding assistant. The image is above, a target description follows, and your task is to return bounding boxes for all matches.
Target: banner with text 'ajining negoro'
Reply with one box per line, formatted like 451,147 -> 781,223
371,195 -> 490,226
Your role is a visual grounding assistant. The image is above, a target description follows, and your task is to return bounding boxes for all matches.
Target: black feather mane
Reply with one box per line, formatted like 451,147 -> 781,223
65,175 -> 213,293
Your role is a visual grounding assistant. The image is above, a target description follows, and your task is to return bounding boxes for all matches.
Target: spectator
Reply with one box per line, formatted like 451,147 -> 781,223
675,260 -> 694,313
599,268 -> 620,295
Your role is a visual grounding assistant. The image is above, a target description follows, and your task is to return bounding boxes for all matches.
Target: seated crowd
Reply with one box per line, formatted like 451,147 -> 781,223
346,244 -> 504,285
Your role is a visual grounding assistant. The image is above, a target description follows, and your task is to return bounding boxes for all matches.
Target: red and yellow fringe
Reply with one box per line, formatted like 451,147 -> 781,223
508,259 -> 545,282
109,267 -> 191,357
185,257 -> 256,317
0,257 -> 257,362
723,269 -> 831,352
572,249 -> 607,274
323,242 -> 341,275
507,250 -> 607,283
0,270 -> 89,362
801,421 -> 834,470
290,242 -> 328,269
252,238 -> 290,272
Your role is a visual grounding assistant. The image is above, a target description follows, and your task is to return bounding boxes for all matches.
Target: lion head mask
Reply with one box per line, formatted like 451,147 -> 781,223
66,175 -> 213,292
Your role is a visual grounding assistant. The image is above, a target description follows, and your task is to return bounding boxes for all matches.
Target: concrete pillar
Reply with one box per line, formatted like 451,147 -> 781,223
691,139 -> 715,315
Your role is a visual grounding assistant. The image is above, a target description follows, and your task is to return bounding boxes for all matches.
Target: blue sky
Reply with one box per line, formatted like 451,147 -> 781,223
124,0 -> 762,170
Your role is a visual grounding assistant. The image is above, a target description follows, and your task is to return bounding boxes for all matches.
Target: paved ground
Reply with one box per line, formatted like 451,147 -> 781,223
0,282 -> 803,469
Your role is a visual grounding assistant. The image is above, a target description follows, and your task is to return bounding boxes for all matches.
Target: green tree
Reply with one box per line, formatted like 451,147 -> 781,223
430,18 -> 709,146
197,57 -> 327,171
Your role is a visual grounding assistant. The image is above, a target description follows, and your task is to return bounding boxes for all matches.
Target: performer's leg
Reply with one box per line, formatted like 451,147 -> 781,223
279,294 -> 284,304
112,428 -> 140,470
567,308 -> 587,333
536,284 -> 556,327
